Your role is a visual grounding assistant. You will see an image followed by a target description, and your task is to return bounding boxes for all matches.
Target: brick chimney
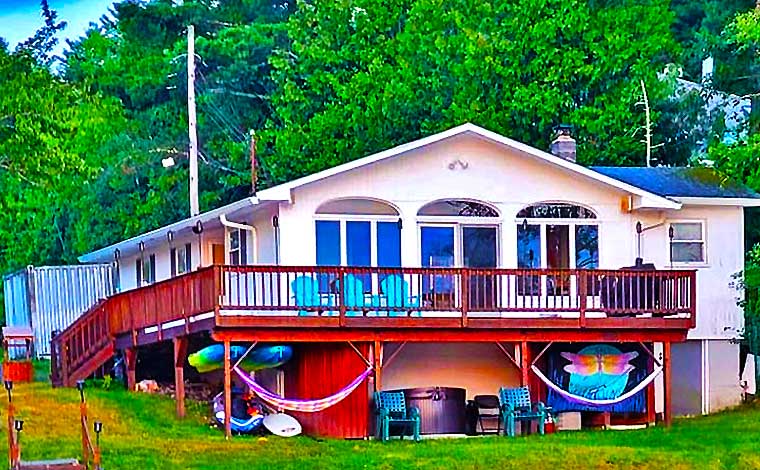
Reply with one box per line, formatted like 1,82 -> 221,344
550,124 -> 576,162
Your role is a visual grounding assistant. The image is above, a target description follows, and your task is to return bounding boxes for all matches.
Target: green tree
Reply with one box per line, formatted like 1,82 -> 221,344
63,0 -> 290,246
266,0 -> 681,183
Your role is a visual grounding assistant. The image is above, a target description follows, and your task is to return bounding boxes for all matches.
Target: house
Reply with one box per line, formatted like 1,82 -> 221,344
51,123 -> 760,438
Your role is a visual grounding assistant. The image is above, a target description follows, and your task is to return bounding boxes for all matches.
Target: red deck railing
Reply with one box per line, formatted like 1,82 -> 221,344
218,266 -> 696,327
50,265 -> 696,386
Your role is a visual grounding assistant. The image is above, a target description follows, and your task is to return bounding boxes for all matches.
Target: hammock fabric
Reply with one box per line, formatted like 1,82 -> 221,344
531,364 -> 663,406
234,365 -> 373,413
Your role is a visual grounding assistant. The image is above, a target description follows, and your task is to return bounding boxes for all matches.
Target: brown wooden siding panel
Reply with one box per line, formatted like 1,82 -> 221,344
285,342 -> 370,438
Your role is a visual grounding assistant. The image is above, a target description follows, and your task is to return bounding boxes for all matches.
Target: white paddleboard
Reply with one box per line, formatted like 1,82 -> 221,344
263,413 -> 302,437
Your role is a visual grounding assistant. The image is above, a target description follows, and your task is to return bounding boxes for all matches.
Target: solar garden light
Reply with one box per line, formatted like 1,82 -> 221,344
14,419 -> 24,447
76,380 -> 86,403
94,421 -> 103,447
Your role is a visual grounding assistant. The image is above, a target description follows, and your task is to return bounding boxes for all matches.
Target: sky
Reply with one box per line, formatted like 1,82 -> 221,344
0,0 -> 114,55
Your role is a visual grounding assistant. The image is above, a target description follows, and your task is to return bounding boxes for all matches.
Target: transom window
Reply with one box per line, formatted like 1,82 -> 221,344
418,199 -> 499,217
517,202 -> 596,219
669,221 -> 705,263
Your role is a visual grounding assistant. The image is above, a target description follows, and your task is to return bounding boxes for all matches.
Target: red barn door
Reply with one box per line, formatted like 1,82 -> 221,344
284,342 -> 371,438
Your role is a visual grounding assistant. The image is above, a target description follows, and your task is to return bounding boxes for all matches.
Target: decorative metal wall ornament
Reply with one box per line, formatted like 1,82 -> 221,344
418,199 -> 498,217
447,159 -> 469,171
446,200 -> 498,217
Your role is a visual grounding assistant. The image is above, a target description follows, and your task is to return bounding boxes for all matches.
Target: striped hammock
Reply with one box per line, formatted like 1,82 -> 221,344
531,364 -> 663,406
234,365 -> 373,413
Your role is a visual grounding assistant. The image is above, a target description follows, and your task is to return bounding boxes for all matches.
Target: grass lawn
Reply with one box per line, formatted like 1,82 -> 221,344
2,377 -> 760,469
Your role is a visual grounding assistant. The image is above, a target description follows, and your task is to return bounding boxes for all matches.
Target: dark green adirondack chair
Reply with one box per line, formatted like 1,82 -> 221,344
374,391 -> 421,442
499,386 -> 547,437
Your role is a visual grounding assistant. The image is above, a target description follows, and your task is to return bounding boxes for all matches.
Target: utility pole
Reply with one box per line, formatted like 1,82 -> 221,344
250,130 -> 257,196
188,25 -> 199,217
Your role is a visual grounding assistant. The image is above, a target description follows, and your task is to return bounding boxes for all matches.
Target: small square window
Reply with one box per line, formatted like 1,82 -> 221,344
228,228 -> 247,265
670,222 -> 705,263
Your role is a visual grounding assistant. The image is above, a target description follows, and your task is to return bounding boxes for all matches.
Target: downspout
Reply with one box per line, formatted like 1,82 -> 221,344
219,214 -> 255,233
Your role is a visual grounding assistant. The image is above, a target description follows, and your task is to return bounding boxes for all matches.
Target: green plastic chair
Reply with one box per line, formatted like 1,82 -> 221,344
498,386 -> 547,437
375,391 -> 421,442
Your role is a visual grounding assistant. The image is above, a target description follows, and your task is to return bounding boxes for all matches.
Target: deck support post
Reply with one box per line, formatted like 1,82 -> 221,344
373,340 -> 383,391
520,341 -> 530,387
663,341 -> 672,427
174,336 -> 189,419
646,343 -> 656,426
223,340 -> 232,439
125,347 -> 137,391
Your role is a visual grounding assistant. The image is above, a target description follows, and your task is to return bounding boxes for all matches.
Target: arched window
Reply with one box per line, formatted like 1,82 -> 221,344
516,202 -> 599,295
314,198 -> 401,291
417,200 -> 500,290
516,202 -> 596,219
418,199 -> 499,217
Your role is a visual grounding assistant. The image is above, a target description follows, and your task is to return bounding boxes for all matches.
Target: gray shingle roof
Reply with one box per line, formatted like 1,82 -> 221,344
590,166 -> 760,199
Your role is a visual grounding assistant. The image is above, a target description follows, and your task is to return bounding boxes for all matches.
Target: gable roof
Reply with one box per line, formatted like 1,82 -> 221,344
257,123 -> 681,210
82,123 -> 760,263
591,167 -> 760,202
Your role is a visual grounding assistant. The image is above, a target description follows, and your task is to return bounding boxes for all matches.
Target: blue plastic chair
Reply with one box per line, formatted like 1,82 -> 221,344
340,274 -> 366,317
291,276 -> 332,316
381,274 -> 420,317
375,391 -> 421,442
498,386 -> 547,437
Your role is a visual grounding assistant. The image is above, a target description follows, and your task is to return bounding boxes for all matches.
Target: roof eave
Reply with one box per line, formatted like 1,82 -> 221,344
78,197 -> 260,263
674,196 -> 760,207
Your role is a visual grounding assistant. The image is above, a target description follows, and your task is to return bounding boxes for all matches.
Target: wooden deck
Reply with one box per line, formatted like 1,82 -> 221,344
50,264 -> 695,386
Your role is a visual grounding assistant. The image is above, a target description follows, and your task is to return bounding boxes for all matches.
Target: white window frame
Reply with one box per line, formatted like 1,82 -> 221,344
667,220 -> 707,266
136,254 -> 156,287
514,218 -> 601,270
172,243 -> 192,276
417,221 -> 501,268
314,215 -> 400,266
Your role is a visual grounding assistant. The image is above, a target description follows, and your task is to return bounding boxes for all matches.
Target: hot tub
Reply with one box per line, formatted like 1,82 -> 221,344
392,387 -> 466,434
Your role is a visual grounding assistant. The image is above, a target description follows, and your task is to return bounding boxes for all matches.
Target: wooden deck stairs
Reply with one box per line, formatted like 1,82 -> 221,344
50,300 -> 114,388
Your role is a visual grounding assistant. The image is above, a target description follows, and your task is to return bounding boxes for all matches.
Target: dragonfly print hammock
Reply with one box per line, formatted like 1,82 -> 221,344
234,365 -> 374,413
532,365 -> 663,406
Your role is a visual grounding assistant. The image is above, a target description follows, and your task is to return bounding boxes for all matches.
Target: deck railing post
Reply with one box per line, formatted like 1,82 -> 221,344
578,271 -> 587,328
460,268 -> 469,328
338,267 -> 347,327
214,266 -> 223,324
689,271 -> 697,329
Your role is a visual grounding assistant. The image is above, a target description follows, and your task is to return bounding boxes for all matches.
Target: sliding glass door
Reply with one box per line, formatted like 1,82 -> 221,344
463,226 -> 498,309
420,225 -> 498,309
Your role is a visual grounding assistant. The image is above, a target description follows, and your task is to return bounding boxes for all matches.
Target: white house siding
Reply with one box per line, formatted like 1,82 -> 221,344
117,229 -> 215,292
251,204 -> 279,265
707,340 -> 743,411
636,205 -> 744,340
99,131 -> 747,414
277,133 -> 636,270
272,134 -> 745,413
637,205 -> 745,412
381,342 -> 521,399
